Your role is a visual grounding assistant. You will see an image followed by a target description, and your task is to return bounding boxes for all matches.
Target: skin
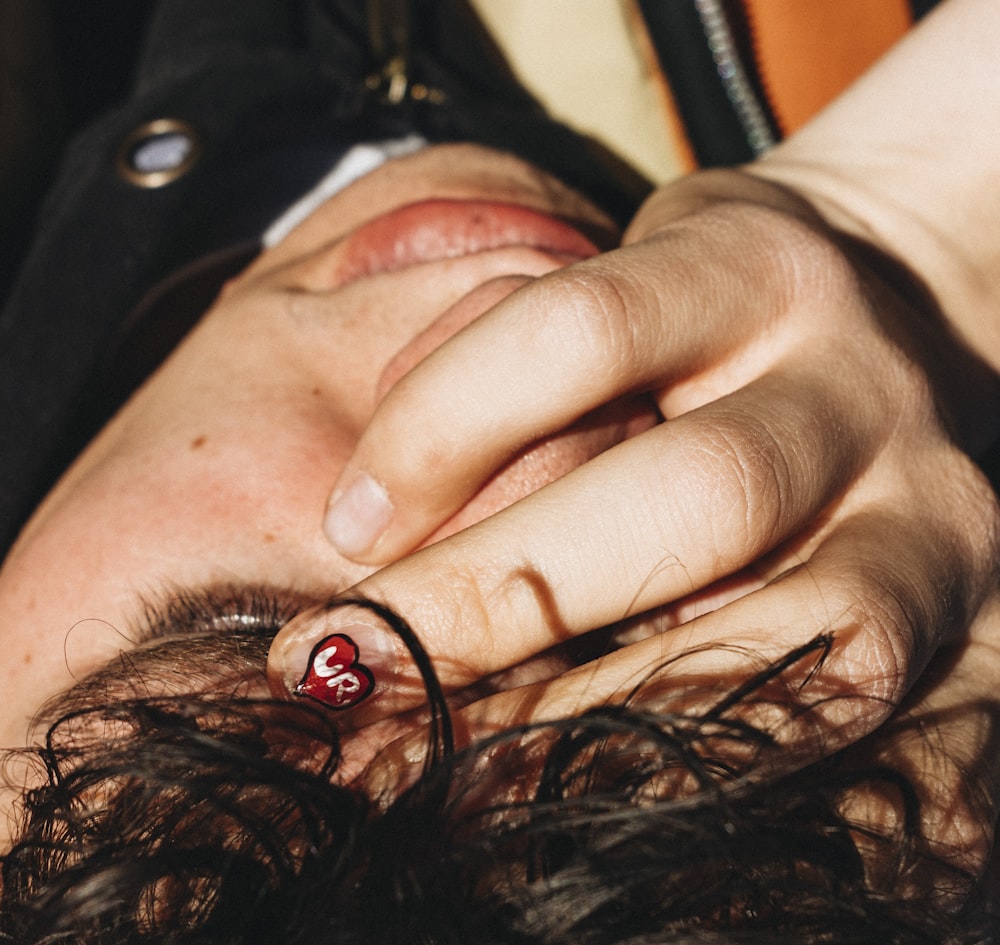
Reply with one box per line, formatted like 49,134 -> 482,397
270,0 -> 1000,776
2,139 -> 999,888
0,144 -> 653,756
263,0 -> 1000,880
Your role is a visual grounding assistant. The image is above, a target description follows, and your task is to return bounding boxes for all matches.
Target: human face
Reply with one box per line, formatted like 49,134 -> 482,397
0,145 -> 653,757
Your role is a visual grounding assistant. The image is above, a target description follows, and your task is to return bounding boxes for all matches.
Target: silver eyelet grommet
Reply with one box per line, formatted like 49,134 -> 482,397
115,118 -> 201,188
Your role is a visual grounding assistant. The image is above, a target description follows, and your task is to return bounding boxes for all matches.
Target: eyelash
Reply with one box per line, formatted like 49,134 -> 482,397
131,584 -> 318,647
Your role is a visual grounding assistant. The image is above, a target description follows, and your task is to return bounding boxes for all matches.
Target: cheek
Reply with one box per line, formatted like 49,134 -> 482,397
90,429 -> 344,577
0,426 -> 372,748
423,395 -> 659,544
0,423 -> 357,649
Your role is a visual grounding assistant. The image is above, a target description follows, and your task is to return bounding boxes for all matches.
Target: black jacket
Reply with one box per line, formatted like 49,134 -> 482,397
0,0 -> 647,554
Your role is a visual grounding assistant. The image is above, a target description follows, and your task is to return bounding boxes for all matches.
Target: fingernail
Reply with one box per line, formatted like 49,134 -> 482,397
273,613 -> 398,711
323,472 -> 394,556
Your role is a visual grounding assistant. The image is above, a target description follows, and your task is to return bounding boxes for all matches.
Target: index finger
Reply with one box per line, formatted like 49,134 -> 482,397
321,200 -> 825,564
268,370 -> 969,725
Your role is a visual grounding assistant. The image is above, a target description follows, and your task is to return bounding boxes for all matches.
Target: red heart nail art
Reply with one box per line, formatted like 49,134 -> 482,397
295,634 -> 375,710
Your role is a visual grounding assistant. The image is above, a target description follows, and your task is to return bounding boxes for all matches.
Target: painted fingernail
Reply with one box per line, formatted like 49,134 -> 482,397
273,614 -> 397,711
323,472 -> 394,556
296,633 -> 375,709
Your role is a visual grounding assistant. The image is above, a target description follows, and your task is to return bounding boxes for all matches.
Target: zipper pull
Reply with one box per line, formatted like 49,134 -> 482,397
364,0 -> 447,106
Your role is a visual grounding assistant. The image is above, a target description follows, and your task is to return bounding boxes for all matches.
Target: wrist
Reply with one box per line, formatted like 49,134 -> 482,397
753,152 -> 997,347
744,152 -> 1000,457
628,163 -> 1000,459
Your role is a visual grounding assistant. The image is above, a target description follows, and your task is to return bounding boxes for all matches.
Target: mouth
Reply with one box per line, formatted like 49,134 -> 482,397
333,199 -> 605,287
339,196 -> 653,546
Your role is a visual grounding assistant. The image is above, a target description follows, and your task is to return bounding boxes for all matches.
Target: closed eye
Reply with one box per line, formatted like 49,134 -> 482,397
129,583 -> 325,647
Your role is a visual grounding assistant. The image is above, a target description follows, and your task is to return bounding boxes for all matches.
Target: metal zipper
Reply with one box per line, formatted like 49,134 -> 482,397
364,0 -> 447,106
692,0 -> 775,155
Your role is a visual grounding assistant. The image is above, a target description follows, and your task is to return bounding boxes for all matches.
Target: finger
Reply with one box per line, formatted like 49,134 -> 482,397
274,367 -> 862,709
270,402 -> 973,729
365,603 -> 1000,906
367,499 -> 993,789
322,203 -> 842,563
458,507 -> 974,738
842,627 -> 1000,896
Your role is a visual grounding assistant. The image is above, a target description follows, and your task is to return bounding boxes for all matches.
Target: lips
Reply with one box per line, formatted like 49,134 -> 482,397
339,196 -> 656,547
334,199 -> 603,286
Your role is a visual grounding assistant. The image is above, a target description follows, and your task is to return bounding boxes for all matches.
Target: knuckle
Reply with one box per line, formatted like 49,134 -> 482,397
364,383 -> 483,492
885,441 -> 1000,618
819,546 -> 938,707
697,201 -> 859,313
429,550 -> 567,666
848,330 -> 946,438
931,450 -> 1000,627
841,584 -> 912,706
361,421 -> 451,496
534,265 -> 651,378
940,447 -> 1000,566
667,414 -> 794,557
400,564 -> 507,678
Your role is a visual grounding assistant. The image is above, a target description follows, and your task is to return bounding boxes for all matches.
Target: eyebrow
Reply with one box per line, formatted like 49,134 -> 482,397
34,583 -> 321,728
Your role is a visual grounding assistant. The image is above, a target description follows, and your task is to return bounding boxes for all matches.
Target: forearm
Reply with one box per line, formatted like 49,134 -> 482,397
748,0 -> 1000,379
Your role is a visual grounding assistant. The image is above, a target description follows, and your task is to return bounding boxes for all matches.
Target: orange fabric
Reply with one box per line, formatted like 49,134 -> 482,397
743,0 -> 913,134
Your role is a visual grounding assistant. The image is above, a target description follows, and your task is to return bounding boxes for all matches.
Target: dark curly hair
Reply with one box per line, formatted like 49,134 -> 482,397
0,602 -> 992,945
